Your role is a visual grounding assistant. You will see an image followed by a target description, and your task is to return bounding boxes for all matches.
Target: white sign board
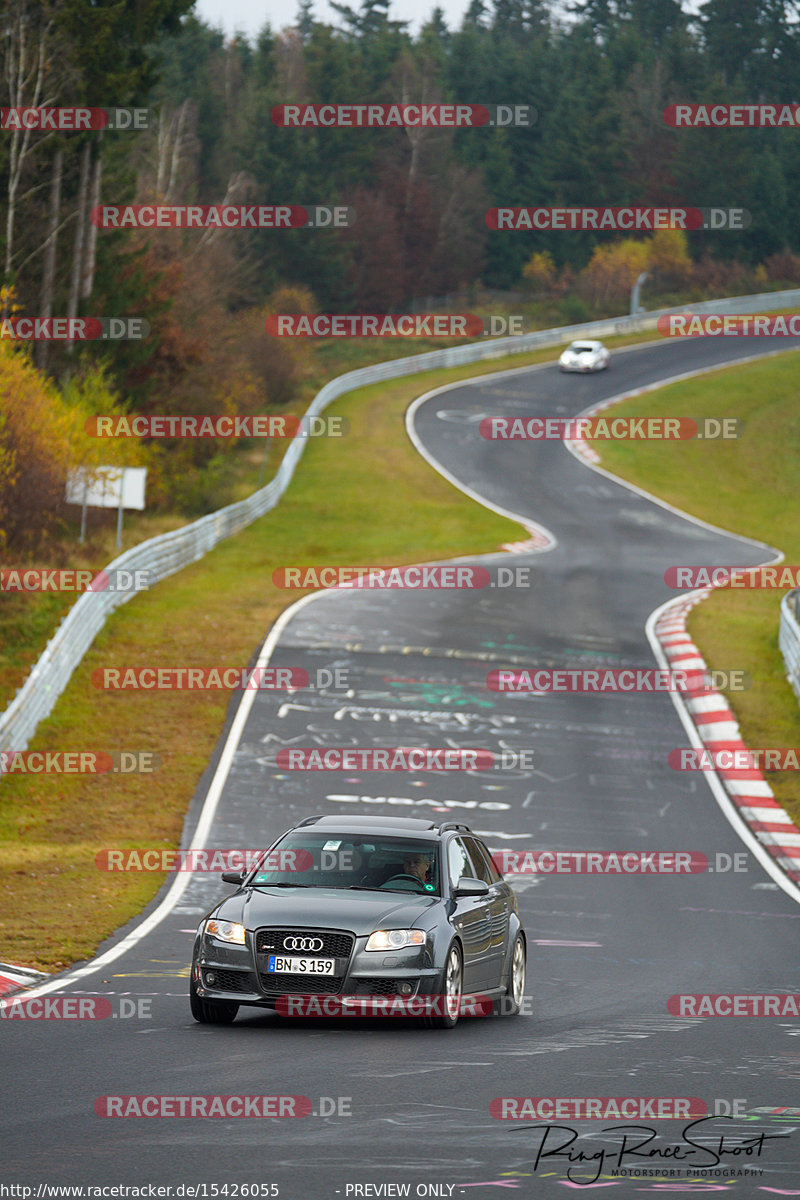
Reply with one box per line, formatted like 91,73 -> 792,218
66,466 -> 147,511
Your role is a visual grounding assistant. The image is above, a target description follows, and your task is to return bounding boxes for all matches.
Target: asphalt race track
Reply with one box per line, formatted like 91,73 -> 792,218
4,335 -> 800,1196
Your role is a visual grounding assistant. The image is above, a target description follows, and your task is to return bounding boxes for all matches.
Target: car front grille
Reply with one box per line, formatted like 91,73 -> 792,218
255,927 -> 355,997
258,972 -> 343,995
255,928 -> 355,958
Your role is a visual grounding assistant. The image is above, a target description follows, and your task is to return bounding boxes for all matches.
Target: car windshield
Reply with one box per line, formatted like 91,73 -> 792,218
569,343 -> 595,353
248,833 -> 441,895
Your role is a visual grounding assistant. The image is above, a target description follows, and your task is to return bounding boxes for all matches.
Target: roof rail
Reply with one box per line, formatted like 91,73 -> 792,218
436,821 -> 472,833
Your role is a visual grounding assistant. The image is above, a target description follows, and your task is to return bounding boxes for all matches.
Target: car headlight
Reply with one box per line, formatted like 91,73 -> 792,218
205,919 -> 246,945
365,929 -> 426,952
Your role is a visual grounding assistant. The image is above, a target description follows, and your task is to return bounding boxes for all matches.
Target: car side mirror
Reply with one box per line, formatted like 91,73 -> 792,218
221,870 -> 245,885
453,876 -> 490,897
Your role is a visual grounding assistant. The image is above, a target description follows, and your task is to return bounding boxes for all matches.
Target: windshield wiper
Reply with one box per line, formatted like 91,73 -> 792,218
250,881 -> 311,888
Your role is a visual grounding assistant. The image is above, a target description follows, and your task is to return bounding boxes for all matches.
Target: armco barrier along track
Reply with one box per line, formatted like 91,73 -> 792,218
780,589 -> 800,704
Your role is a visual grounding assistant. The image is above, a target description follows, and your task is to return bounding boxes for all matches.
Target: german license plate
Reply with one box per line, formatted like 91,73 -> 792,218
267,955 -> 335,975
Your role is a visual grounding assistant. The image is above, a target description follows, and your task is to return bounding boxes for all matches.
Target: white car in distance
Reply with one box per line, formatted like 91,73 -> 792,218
558,339 -> 610,372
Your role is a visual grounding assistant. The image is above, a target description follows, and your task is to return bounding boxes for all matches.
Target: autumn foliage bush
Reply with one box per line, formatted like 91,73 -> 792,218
0,342 -> 140,555
0,343 -> 78,553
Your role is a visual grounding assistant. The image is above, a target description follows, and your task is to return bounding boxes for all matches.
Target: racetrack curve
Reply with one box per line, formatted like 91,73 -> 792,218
4,334 -> 800,1196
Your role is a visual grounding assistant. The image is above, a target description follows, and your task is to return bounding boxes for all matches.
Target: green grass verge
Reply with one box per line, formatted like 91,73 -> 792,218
586,348 -> 800,834
0,356 -> 538,972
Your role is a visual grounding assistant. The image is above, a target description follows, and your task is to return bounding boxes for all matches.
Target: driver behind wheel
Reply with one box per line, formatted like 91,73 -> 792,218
403,852 -> 430,883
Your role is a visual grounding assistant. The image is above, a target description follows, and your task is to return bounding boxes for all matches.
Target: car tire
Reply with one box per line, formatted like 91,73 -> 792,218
422,942 -> 463,1030
495,933 -> 526,1017
190,976 -> 239,1025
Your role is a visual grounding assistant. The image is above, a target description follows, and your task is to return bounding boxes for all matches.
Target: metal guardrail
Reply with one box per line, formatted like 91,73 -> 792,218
3,286 -> 800,755
780,589 -> 800,703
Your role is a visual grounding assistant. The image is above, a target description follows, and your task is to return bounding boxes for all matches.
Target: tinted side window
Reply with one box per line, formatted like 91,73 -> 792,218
447,838 -> 475,890
464,836 -> 501,884
474,837 -> 502,883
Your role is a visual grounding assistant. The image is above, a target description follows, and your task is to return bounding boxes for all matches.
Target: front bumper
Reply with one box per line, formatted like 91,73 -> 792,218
192,929 -> 441,1010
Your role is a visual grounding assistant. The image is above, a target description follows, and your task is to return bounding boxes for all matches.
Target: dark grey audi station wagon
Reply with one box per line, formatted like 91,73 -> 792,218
189,814 -> 526,1028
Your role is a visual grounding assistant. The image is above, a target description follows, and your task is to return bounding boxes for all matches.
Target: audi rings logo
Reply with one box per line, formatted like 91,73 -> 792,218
283,936 -> 324,953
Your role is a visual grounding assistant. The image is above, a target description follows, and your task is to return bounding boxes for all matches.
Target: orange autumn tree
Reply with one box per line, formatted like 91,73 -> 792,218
0,338 -> 135,554
522,251 -> 557,294
580,229 -> 694,307
581,239 -> 650,307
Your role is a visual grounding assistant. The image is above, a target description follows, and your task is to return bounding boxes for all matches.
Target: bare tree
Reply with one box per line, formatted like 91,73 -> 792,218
274,28 -> 308,101
1,0 -> 57,286
155,100 -> 195,202
81,132 -> 102,298
390,50 -> 453,217
34,145 -> 62,370
65,138 -> 90,350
